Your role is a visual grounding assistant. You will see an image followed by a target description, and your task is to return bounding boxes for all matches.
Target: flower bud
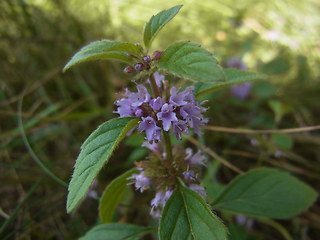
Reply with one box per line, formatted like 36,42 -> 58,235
152,51 -> 163,60
134,63 -> 144,71
142,55 -> 151,63
124,65 -> 136,74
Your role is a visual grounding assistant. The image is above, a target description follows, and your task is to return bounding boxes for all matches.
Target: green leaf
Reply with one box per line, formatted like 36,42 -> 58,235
143,5 -> 182,48
271,134 -> 293,150
63,40 -> 140,71
195,69 -> 268,97
212,168 -> 318,219
80,223 -> 153,240
156,41 -> 225,83
159,184 -> 227,240
99,169 -> 138,223
67,117 -> 139,213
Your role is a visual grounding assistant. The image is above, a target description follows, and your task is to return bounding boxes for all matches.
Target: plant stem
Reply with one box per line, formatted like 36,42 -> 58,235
149,73 -> 174,162
149,72 -> 161,97
163,130 -> 173,161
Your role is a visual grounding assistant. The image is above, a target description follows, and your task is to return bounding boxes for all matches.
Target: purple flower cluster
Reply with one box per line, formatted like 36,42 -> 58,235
128,145 -> 207,218
114,75 -> 208,143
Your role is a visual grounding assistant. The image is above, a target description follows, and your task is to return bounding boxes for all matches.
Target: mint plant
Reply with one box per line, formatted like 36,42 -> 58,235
63,5 -> 317,240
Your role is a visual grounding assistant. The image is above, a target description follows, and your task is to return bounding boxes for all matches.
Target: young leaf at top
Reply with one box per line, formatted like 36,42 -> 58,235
159,184 -> 227,240
212,168 -> 318,219
143,5 -> 183,49
156,41 -> 225,83
80,223 -> 153,240
99,168 -> 138,223
66,117 -> 139,213
63,40 -> 142,72
194,69 -> 268,97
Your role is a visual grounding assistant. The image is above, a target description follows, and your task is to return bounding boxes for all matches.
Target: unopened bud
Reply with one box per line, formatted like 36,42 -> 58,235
124,66 -> 136,74
152,51 -> 163,60
142,55 -> 151,63
134,63 -> 144,71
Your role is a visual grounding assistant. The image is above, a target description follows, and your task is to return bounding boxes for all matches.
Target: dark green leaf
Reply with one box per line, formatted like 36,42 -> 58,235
212,168 -> 317,219
67,117 -> 139,213
156,41 -> 225,83
159,185 -> 227,240
99,169 -> 138,223
80,223 -> 153,240
195,69 -> 268,97
271,134 -> 293,150
143,5 -> 182,48
63,40 -> 140,71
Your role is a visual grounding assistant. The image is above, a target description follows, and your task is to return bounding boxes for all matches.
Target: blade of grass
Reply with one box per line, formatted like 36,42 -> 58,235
204,125 -> 320,134
18,96 -> 68,188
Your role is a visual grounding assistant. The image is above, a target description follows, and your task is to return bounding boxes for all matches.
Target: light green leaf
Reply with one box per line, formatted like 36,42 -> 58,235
80,223 -> 153,240
195,69 -> 268,97
212,168 -> 318,219
99,169 -> 138,223
67,117 -> 139,213
63,40 -> 140,71
143,5 -> 182,49
159,184 -> 227,240
156,41 -> 225,83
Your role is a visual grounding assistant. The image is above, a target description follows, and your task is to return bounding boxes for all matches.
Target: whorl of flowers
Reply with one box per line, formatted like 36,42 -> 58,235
114,73 -> 208,143
128,143 -> 207,218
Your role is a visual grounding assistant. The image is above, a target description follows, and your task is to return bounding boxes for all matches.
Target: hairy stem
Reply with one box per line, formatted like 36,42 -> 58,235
149,73 -> 173,162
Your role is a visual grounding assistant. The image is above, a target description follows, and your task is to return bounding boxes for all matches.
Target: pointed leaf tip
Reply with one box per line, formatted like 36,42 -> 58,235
143,5 -> 183,48
66,117 -> 139,213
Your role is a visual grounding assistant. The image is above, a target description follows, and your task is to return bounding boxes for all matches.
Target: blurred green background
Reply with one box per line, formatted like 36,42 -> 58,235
1,0 -> 319,239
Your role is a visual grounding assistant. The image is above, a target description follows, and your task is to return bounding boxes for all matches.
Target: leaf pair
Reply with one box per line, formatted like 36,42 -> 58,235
63,5 -> 228,84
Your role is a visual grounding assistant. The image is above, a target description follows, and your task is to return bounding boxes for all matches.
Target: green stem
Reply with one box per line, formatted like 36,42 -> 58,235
149,73 -> 173,162
163,131 -> 173,161
149,72 -> 161,97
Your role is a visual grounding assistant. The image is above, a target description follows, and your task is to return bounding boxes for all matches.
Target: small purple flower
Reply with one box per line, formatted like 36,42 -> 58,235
185,149 -> 206,166
169,87 -> 188,106
189,184 -> 206,199
128,171 -> 151,193
180,103 -> 208,135
150,190 -> 173,218
182,170 -> 195,180
150,97 -> 163,111
231,82 -> 252,99
172,120 -> 189,140
157,103 -> 178,131
226,57 -> 247,70
129,85 -> 150,107
138,117 -> 161,143
142,141 -> 160,154
113,98 -> 135,117
154,72 -> 165,88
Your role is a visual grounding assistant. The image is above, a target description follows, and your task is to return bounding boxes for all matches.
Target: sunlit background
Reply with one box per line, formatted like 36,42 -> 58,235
1,0 -> 319,239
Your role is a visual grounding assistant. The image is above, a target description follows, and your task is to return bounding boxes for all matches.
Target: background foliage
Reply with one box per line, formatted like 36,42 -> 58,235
0,0 -> 319,239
